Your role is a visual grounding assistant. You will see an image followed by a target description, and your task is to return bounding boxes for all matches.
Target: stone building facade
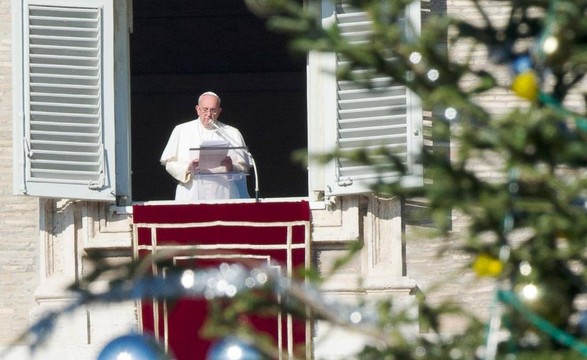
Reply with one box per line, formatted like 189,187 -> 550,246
0,0 -> 40,349
0,0 -> 541,359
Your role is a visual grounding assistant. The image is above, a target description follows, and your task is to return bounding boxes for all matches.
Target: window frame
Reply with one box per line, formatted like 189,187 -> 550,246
12,0 -> 421,204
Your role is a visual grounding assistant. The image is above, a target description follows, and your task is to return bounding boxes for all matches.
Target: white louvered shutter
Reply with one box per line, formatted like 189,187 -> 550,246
13,0 -> 131,202
323,2 -> 423,196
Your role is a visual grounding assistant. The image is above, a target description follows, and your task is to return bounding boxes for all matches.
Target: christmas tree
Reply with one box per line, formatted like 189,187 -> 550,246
243,0 -> 587,358
9,0 -> 587,359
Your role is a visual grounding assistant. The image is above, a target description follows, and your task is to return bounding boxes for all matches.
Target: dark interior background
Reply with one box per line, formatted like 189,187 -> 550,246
130,0 -> 308,201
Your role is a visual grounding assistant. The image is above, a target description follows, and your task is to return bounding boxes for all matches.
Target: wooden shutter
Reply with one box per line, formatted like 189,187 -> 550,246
13,0 -> 131,201
325,2 -> 423,195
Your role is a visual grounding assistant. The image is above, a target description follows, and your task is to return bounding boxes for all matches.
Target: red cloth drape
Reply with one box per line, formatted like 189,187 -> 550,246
133,200 -> 310,359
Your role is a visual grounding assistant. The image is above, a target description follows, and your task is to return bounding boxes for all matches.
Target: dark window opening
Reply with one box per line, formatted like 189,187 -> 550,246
130,0 -> 308,201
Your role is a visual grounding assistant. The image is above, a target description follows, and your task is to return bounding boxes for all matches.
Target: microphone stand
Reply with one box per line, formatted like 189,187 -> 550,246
211,121 -> 260,202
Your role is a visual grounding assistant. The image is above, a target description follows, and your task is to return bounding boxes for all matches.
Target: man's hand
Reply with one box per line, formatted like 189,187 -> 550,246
189,159 -> 199,173
220,156 -> 233,172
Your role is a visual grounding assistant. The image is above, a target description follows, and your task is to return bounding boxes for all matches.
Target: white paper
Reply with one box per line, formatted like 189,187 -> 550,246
189,140 -> 229,174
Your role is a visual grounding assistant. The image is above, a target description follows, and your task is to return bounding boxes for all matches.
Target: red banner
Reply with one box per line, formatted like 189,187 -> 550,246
133,200 -> 311,359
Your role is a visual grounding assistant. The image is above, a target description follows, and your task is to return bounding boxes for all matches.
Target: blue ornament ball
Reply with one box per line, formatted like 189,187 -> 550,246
98,333 -> 169,360
206,336 -> 263,360
511,54 -> 533,75
578,311 -> 587,336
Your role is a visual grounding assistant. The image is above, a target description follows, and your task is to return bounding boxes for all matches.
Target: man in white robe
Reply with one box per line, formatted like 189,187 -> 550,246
160,92 -> 250,201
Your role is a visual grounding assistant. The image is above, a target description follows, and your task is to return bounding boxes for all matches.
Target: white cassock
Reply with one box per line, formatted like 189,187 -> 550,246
160,118 -> 249,201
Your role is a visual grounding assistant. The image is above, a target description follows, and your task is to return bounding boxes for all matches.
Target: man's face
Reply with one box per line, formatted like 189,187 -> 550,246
196,95 -> 222,128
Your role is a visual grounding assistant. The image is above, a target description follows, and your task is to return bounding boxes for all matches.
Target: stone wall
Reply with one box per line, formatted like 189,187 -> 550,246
0,0 -> 41,346
405,0 -> 512,332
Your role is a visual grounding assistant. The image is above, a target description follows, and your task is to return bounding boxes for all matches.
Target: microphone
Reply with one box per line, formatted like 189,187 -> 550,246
211,121 -> 260,202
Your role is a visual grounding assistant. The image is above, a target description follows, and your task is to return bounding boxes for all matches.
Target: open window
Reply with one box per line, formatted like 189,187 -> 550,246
128,0 -> 308,201
13,0 -> 421,203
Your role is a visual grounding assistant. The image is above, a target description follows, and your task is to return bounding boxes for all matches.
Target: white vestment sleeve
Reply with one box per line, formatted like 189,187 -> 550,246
161,126 -> 192,183
164,158 -> 191,183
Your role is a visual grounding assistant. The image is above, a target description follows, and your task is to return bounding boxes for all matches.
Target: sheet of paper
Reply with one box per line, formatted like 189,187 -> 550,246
189,140 -> 229,173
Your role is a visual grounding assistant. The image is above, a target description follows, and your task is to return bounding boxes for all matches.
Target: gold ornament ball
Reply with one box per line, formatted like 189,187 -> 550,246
511,71 -> 539,101
473,253 -> 503,277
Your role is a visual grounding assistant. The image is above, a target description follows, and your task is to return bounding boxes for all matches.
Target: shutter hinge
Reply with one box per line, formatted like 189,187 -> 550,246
20,137 -> 30,195
24,137 -> 33,158
88,144 -> 105,190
